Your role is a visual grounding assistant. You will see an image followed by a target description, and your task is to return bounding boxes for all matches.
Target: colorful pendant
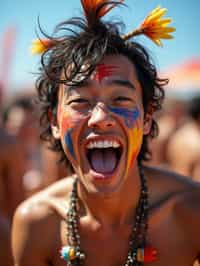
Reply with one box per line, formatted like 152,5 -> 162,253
60,246 -> 76,261
60,245 -> 86,262
137,247 -> 158,263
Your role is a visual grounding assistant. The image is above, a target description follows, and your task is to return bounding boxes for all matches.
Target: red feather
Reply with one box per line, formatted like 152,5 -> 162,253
81,0 -> 124,24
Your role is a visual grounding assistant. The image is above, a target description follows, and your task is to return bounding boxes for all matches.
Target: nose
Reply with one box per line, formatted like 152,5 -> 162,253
88,103 -> 116,130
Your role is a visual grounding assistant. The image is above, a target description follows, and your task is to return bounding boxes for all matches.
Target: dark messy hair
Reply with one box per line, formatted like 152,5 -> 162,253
36,14 -> 167,169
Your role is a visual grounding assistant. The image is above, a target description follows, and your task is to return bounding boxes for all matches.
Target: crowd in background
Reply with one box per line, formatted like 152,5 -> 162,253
0,84 -> 200,265
0,88 -> 69,265
147,96 -> 200,181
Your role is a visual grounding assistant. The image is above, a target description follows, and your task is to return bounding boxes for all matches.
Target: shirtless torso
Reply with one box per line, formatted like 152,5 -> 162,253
12,166 -> 200,266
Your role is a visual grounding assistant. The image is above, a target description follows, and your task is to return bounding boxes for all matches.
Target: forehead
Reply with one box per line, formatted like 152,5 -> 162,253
92,54 -> 138,82
60,54 -> 142,97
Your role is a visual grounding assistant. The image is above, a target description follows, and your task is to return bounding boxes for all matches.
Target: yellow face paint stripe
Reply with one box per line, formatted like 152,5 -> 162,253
126,127 -> 143,174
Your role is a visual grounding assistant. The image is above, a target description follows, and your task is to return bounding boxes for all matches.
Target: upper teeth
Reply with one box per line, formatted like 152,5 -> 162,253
86,140 -> 120,149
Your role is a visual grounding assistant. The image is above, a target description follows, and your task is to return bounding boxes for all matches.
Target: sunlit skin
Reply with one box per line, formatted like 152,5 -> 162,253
54,55 -> 149,196
12,57 -> 200,266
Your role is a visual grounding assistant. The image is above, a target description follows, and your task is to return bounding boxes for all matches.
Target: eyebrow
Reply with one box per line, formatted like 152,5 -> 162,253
108,79 -> 136,90
63,81 -> 89,95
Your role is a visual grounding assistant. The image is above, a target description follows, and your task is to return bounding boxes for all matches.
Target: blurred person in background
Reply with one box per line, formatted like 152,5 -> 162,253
0,91 -> 69,266
0,131 -> 18,266
40,142 -> 71,187
166,95 -> 200,180
0,83 -> 14,266
1,91 -> 71,200
0,93 -> 42,219
146,98 -> 188,168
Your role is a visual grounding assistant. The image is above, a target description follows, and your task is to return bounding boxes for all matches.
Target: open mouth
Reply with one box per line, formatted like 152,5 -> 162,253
86,140 -> 123,174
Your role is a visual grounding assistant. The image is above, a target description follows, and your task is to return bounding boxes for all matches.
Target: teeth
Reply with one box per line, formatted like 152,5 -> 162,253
113,141 -> 120,148
86,140 -> 120,149
104,140 -> 110,148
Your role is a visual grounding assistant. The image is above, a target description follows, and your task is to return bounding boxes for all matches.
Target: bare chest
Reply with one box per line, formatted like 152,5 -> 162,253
51,206 -> 195,266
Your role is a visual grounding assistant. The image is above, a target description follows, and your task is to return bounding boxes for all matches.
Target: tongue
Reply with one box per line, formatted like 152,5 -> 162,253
90,148 -> 117,173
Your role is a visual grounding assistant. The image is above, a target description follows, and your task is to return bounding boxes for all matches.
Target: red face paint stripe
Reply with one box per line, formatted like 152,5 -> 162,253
95,64 -> 118,82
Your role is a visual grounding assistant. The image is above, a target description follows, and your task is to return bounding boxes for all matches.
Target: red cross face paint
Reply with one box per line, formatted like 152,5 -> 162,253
93,64 -> 119,83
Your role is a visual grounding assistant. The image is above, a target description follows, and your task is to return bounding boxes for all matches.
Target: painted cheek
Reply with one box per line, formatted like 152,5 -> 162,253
60,115 -> 76,160
61,112 -> 88,162
125,108 -> 143,173
109,106 -> 140,128
64,129 -> 75,159
109,106 -> 142,172
126,126 -> 143,174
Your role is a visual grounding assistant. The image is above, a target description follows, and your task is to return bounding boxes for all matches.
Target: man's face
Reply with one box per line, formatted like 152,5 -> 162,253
53,55 -> 151,196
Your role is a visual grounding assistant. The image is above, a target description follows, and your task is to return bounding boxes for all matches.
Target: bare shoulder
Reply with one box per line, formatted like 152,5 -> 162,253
145,165 -> 200,245
144,165 -> 200,213
13,174 -> 75,223
144,164 -> 199,194
12,175 -> 75,265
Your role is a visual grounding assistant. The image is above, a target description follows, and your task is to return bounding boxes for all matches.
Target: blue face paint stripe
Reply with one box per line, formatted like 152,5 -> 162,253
65,129 -> 75,159
108,106 -> 140,127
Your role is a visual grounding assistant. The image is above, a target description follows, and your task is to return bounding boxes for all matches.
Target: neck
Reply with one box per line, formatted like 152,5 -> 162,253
63,165 -> 149,265
78,165 -> 142,227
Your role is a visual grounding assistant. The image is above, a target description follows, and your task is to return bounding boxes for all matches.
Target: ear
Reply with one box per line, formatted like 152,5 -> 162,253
51,124 -> 61,139
143,112 -> 153,135
48,108 -> 61,139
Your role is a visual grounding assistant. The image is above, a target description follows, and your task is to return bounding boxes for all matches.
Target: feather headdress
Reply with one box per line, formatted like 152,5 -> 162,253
31,1 -> 175,54
31,0 -> 123,54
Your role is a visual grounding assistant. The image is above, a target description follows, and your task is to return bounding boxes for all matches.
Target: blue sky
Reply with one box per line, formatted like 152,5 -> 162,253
1,0 -> 200,93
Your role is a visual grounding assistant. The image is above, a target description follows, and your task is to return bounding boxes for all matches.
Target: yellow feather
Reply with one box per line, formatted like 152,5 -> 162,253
145,8 -> 167,23
147,26 -> 176,34
157,33 -> 174,39
156,18 -> 172,26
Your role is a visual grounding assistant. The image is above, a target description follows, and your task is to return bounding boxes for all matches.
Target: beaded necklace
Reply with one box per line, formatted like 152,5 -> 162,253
61,167 -> 157,265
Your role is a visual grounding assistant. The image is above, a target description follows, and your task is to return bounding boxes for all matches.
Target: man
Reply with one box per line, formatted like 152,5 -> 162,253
2,93 -> 46,197
166,96 -> 200,181
12,1 -> 200,266
147,99 -> 187,168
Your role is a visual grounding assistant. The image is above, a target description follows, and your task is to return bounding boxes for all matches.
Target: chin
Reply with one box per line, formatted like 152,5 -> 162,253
78,168 -> 127,199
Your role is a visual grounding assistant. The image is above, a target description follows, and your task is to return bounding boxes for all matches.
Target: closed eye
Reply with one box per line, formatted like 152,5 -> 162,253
114,96 -> 133,102
67,98 -> 89,105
